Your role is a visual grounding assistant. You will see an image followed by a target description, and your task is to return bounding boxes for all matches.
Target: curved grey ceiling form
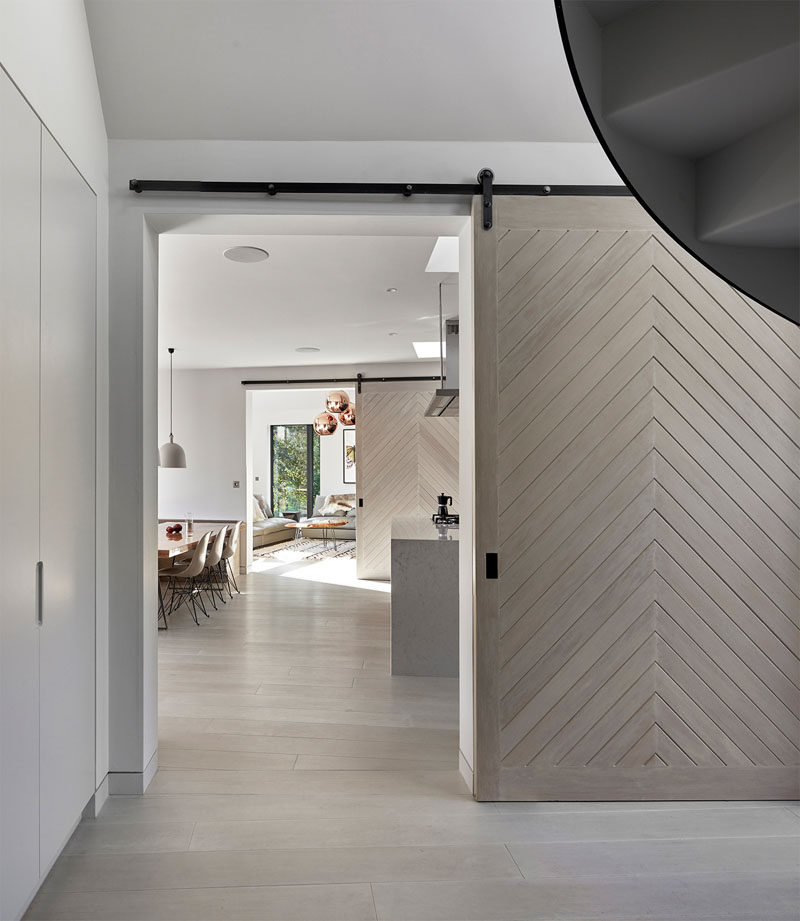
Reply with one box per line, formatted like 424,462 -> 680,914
555,0 -> 799,325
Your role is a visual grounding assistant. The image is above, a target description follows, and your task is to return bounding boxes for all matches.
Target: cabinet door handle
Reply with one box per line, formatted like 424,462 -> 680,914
35,561 -> 43,625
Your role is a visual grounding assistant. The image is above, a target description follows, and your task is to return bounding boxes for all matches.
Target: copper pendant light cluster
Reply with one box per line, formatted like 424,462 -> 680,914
313,390 -> 355,435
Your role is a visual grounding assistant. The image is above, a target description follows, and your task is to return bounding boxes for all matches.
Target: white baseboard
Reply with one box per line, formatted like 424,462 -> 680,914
16,776 -> 111,920
16,807 -> 83,921
459,749 -> 474,795
108,749 -> 158,795
82,774 -> 110,818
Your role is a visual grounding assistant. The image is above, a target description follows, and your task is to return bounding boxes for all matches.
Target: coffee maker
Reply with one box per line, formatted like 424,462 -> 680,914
432,494 -> 459,527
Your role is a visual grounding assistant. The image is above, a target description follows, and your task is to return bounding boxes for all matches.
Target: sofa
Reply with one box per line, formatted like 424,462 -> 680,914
252,494 -> 298,549
252,493 -> 357,548
299,493 -> 357,540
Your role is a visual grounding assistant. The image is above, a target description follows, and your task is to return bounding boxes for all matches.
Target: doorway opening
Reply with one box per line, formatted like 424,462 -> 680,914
153,210 -> 476,794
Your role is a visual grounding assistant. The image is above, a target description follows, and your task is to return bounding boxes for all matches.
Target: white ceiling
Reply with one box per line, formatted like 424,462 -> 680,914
84,0 -> 595,142
158,230 -> 462,369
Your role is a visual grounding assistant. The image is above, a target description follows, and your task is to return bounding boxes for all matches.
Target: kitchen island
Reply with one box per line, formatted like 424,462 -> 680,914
390,517 -> 459,678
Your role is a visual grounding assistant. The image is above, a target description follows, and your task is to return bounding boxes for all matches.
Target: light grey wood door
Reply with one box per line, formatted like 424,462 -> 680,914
38,130 -> 97,867
356,386 -> 458,581
473,195 -> 800,801
0,69 -> 42,921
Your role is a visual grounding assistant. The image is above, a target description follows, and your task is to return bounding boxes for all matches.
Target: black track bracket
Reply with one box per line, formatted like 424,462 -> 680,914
478,168 -> 494,230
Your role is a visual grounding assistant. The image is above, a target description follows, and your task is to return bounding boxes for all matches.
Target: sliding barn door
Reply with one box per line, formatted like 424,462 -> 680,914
473,195 -> 800,801
357,385 -> 459,581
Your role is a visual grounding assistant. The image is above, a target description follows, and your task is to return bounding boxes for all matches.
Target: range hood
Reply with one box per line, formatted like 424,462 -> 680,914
425,318 -> 459,417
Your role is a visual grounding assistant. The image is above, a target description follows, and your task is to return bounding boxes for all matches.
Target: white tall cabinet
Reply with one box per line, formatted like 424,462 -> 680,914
0,71 -> 97,921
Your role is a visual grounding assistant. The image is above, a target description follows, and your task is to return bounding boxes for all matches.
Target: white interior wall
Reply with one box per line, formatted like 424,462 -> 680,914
109,136 -> 617,792
0,1 -> 107,189
251,389 -> 357,509
0,0 -> 110,800
158,367 -> 250,522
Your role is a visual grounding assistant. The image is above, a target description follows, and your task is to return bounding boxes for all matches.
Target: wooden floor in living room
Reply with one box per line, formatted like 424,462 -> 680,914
26,562 -> 800,920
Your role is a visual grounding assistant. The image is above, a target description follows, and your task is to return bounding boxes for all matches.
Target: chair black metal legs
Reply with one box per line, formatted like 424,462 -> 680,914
164,575 -> 205,625
160,558 -> 240,629
220,561 -> 233,599
225,558 -> 240,594
158,579 -> 168,630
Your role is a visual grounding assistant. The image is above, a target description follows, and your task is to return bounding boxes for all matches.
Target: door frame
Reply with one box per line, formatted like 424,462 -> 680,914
109,199 -> 478,795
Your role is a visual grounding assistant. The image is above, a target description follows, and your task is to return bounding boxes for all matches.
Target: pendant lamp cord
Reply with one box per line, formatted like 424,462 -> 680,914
169,347 -> 174,439
438,282 -> 445,386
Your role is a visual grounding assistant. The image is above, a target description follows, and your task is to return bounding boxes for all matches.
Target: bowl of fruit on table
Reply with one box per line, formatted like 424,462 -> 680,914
165,523 -> 183,539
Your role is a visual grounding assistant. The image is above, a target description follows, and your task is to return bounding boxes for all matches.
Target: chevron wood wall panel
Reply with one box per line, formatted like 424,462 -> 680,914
474,196 -> 800,800
356,388 -> 458,581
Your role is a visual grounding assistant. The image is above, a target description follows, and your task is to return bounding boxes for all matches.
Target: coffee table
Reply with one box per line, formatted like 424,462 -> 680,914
284,521 -> 303,541
302,519 -> 348,550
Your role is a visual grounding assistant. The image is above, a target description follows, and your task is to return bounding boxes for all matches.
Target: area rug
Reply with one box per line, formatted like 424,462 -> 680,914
254,538 -> 356,562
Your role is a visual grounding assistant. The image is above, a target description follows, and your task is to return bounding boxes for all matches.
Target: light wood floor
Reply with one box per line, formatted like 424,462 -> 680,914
27,561 -> 800,920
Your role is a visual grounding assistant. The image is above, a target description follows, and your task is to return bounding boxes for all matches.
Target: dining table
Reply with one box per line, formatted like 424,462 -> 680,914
157,521 -> 245,629
157,521 -> 244,567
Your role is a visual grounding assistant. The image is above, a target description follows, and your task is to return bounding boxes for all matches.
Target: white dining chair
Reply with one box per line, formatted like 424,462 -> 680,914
220,520 -> 242,596
163,531 -> 211,625
202,527 -> 228,610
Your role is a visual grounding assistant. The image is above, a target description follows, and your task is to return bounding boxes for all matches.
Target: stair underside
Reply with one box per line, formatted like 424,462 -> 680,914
559,0 -> 799,322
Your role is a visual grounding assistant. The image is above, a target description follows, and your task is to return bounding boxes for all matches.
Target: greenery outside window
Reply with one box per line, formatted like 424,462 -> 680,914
270,424 -> 320,518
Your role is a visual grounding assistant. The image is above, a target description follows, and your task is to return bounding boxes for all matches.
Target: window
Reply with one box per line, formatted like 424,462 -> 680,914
270,424 -> 320,518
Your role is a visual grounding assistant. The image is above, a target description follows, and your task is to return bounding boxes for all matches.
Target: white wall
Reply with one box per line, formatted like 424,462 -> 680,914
251,388 -> 357,510
158,367 -> 249,522
0,1 -> 107,191
0,0 -> 110,799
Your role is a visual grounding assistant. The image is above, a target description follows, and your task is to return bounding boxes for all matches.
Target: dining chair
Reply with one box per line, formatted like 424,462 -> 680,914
158,576 -> 168,629
220,520 -> 242,596
202,527 -> 228,610
164,530 -> 211,625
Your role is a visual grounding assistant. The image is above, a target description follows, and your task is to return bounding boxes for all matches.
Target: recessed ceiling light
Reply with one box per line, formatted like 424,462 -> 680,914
295,346 -> 320,353
388,332 -> 398,337
385,287 -> 398,294
413,341 -> 446,359
223,246 -> 269,263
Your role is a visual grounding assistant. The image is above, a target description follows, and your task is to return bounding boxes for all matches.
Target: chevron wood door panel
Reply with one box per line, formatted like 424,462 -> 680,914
473,195 -> 800,801
356,388 -> 458,581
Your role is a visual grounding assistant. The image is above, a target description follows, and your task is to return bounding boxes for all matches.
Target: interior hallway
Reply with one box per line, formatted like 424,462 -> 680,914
26,563 -> 800,921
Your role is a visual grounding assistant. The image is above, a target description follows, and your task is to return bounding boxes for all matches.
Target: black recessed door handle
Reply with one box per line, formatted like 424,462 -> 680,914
486,553 -> 499,580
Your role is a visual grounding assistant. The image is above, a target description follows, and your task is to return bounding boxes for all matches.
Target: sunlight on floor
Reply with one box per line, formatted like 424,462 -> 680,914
250,555 -> 390,593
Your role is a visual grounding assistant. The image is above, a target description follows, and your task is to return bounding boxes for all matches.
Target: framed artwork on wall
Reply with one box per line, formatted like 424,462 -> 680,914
343,428 -> 356,484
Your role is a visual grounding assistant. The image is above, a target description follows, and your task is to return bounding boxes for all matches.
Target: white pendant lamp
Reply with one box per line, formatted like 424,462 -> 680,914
160,347 -> 187,468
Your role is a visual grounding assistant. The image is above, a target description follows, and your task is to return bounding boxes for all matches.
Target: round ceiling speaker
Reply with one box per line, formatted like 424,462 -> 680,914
325,390 -> 350,414
313,412 -> 338,436
223,246 -> 269,263
339,404 -> 355,426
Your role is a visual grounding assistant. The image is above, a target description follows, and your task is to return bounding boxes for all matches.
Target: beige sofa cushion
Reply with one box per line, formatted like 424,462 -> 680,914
319,493 -> 356,516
